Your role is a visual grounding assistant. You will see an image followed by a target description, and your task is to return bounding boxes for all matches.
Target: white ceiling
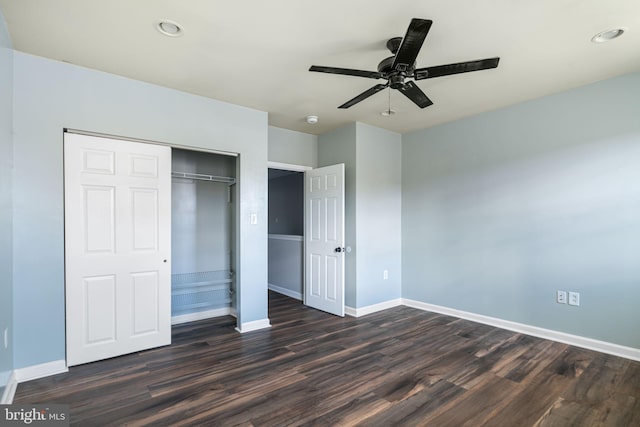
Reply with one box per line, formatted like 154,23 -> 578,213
1,0 -> 639,135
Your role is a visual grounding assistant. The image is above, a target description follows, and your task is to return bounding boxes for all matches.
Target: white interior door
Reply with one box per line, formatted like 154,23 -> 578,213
64,132 -> 171,366
304,164 -> 345,316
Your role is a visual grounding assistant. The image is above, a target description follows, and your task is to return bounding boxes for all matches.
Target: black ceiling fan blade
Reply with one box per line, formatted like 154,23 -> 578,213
392,18 -> 433,72
309,65 -> 383,79
338,83 -> 389,109
414,57 -> 500,80
398,81 -> 433,108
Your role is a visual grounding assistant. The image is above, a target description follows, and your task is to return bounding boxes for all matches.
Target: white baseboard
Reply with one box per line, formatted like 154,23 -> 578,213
14,360 -> 68,383
268,283 -> 302,301
402,298 -> 640,362
345,298 -> 403,317
171,307 -> 232,325
1,371 -> 17,404
345,306 -> 357,317
235,318 -> 271,334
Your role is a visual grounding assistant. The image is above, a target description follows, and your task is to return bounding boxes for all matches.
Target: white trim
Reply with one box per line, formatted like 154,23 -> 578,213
235,318 -> 272,333
171,308 -> 232,325
267,161 -> 312,172
345,299 -> 403,318
268,234 -> 303,242
1,371 -> 17,404
268,283 -> 302,301
402,298 -> 640,362
14,360 -> 68,383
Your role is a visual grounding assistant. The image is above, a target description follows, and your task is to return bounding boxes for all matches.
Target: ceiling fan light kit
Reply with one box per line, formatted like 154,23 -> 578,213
309,18 -> 500,110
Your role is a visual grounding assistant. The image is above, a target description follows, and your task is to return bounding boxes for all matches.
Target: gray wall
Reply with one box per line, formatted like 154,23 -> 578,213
355,123 -> 402,307
268,126 -> 317,168
12,52 -> 269,369
268,236 -> 303,297
402,72 -> 640,348
318,124 -> 358,307
0,8 -> 13,396
318,123 -> 402,309
268,172 -> 303,235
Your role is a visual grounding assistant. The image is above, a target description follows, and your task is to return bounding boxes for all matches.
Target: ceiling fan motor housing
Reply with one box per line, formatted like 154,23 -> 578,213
389,74 -> 405,89
378,56 -> 414,89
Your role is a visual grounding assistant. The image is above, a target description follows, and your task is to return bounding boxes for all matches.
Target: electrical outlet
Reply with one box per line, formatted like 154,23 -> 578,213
557,290 -> 567,304
383,270 -> 389,280
569,292 -> 580,306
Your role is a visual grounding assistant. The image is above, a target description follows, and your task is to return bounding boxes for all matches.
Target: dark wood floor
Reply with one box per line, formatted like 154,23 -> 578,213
15,292 -> 640,426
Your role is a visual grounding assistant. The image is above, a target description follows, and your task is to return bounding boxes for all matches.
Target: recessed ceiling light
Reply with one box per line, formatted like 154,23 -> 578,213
591,28 -> 625,43
156,20 -> 183,37
381,110 -> 396,117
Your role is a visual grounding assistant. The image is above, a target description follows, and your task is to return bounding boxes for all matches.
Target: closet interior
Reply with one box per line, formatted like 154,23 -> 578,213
171,148 -> 237,323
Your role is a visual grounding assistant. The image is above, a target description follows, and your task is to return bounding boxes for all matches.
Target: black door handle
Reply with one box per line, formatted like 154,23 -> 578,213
335,247 -> 345,253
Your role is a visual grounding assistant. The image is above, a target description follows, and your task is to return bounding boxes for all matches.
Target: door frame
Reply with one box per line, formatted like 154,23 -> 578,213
63,129 -> 242,364
267,161 -> 312,303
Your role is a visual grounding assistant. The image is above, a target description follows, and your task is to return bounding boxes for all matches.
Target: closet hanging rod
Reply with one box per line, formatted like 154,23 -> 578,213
171,171 -> 236,185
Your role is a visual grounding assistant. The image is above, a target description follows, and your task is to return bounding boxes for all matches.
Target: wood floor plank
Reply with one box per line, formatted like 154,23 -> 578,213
12,292 -> 640,426
423,374 -> 521,426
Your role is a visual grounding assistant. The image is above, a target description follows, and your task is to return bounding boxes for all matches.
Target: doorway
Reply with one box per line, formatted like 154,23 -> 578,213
267,162 -> 346,317
267,168 -> 305,301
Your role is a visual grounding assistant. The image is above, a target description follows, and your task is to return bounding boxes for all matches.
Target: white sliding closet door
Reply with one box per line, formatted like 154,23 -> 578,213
64,133 -> 171,366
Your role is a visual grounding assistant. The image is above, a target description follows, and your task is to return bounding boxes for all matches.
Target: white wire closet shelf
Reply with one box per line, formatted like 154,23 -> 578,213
171,270 -> 234,314
171,171 -> 235,185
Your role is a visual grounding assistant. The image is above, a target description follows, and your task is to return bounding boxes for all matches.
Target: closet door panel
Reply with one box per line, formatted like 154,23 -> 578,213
131,188 -> 159,251
65,132 -> 171,367
131,271 -> 160,336
83,275 -> 117,345
83,185 -> 115,254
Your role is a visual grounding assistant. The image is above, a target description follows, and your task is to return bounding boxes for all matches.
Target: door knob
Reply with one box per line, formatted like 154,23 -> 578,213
335,247 -> 345,253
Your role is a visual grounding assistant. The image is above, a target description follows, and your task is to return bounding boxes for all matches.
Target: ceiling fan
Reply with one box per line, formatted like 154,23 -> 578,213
309,18 -> 500,109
